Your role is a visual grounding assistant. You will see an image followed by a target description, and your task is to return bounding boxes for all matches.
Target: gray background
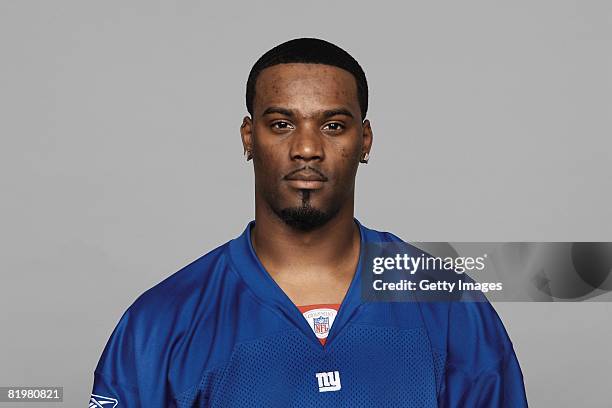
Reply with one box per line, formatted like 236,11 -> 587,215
0,1 -> 610,406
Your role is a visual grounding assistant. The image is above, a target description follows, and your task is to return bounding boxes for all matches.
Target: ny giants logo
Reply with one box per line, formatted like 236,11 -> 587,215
315,370 -> 341,392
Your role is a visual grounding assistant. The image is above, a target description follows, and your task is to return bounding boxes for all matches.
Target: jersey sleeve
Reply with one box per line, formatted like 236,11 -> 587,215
91,371 -> 138,407
439,301 -> 528,407
90,308 -> 141,407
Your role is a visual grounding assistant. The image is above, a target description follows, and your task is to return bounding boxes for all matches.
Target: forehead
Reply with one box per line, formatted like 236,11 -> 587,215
253,63 -> 359,116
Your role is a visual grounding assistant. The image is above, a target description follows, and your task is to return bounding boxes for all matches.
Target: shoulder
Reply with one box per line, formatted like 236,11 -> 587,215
360,222 -> 514,352
104,241 -> 235,357
447,300 -> 514,354
417,298 -> 515,378
128,242 -> 231,330
95,241 -> 236,369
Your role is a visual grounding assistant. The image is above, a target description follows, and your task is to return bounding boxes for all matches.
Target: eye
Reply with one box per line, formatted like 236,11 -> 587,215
271,121 -> 294,131
322,122 -> 345,132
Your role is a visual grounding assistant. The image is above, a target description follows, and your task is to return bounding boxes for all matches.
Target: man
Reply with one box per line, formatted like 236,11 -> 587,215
90,38 -> 528,407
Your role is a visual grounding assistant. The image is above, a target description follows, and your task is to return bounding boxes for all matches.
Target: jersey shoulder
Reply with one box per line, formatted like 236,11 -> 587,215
360,223 -> 513,352
128,241 -> 231,326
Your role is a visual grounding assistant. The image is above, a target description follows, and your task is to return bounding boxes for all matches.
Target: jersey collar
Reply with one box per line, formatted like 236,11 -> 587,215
227,218 -> 377,349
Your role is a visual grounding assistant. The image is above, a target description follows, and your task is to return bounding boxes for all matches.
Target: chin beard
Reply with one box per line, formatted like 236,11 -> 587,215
274,190 -> 339,231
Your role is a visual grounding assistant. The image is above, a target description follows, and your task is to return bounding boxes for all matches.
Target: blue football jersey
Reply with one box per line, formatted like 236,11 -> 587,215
91,220 -> 528,407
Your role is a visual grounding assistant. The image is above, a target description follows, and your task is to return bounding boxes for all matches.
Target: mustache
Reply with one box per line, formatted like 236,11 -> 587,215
283,166 -> 328,181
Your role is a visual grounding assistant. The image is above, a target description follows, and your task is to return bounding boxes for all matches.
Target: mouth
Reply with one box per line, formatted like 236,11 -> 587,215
284,168 -> 328,190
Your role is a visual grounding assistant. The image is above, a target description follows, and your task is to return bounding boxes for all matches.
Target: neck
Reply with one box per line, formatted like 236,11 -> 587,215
251,198 -> 360,284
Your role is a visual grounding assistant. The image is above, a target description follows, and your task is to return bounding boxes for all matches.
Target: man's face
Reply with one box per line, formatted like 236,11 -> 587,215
241,63 -> 372,231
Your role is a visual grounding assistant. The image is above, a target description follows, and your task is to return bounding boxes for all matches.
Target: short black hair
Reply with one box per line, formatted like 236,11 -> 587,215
246,38 -> 368,120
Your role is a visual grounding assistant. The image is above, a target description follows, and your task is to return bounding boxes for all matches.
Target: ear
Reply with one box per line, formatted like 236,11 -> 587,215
240,116 -> 253,159
361,119 -> 373,158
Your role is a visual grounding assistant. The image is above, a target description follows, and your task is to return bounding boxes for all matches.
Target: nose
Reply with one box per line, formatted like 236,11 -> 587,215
289,125 -> 324,162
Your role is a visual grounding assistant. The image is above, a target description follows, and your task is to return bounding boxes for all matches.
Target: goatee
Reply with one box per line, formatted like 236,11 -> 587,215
274,190 -> 338,231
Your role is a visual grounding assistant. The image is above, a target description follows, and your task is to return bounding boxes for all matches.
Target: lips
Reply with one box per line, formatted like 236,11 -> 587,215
284,168 -> 328,189
285,171 -> 327,182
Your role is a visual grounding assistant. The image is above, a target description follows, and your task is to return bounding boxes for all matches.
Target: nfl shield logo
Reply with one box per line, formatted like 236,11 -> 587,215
313,316 -> 330,335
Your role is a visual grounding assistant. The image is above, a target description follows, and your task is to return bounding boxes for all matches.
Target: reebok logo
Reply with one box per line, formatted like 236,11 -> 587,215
315,370 -> 341,392
89,394 -> 118,408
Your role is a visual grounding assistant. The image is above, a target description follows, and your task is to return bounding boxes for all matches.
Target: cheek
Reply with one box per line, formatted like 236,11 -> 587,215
334,147 -> 361,182
253,141 -> 284,182
340,147 -> 360,160
253,128 -> 286,160
338,142 -> 362,166
335,132 -> 363,161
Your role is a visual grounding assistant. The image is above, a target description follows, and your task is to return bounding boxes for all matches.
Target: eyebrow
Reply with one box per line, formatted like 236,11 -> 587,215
262,107 -> 295,117
321,108 -> 354,119
262,106 -> 354,119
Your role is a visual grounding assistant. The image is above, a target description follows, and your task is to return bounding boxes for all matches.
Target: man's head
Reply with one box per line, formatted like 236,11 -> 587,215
241,38 -> 373,231
245,38 -> 369,120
